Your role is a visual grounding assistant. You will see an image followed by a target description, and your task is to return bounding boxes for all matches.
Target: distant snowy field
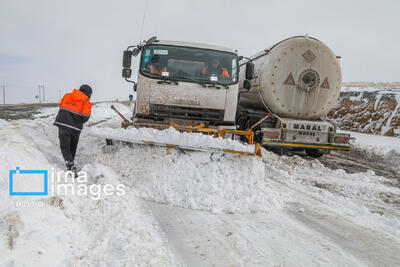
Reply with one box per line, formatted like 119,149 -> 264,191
0,102 -> 399,266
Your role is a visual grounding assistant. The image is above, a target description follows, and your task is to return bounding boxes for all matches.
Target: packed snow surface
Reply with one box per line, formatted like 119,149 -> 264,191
341,130 -> 400,155
1,101 -> 400,266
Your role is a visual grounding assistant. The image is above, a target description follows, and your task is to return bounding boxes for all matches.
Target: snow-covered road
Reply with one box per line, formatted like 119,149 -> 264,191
1,102 -> 399,266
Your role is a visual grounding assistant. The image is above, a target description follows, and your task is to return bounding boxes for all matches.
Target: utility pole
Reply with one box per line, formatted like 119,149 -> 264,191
38,85 -> 42,103
38,85 -> 45,102
42,85 -> 45,102
1,84 -> 6,104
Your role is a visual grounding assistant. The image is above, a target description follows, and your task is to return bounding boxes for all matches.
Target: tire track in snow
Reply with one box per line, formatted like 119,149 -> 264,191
287,203 -> 400,267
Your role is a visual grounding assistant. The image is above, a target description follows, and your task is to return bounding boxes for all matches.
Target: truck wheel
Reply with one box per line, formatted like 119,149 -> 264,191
241,119 -> 257,143
236,113 -> 249,142
106,139 -> 114,146
305,149 -> 324,158
236,112 -> 248,130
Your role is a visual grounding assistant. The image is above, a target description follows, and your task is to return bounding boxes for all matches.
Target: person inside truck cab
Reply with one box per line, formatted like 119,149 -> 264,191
147,54 -> 168,76
201,58 -> 230,79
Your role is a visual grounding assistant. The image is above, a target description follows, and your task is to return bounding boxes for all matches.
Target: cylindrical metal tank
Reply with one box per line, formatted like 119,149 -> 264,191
239,36 -> 342,120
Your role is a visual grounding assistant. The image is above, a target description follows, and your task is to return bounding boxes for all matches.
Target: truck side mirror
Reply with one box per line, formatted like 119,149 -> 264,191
123,50 -> 132,68
238,56 -> 244,61
245,62 -> 254,80
122,68 -> 132,78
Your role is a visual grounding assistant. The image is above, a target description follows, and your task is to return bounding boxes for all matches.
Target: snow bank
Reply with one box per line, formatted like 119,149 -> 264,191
98,145 -> 289,214
89,112 -> 287,214
90,126 -> 255,153
0,110 -> 177,266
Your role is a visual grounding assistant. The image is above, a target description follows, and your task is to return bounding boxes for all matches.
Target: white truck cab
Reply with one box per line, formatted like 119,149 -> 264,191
122,37 -> 239,129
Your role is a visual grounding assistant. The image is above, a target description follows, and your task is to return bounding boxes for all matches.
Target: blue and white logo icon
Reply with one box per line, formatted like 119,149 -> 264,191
9,167 -> 48,196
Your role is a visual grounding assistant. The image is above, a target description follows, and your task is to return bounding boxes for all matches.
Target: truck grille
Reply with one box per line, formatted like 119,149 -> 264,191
150,104 -> 224,122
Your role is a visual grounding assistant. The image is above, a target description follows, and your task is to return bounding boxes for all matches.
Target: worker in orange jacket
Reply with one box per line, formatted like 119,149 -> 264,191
148,64 -> 167,75
147,54 -> 168,76
54,85 -> 92,173
201,58 -> 230,79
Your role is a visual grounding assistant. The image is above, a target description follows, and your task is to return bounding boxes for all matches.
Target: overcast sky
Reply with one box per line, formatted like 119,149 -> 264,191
0,0 -> 399,104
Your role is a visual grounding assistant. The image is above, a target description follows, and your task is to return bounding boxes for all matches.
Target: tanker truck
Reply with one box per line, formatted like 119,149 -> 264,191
237,36 -> 350,157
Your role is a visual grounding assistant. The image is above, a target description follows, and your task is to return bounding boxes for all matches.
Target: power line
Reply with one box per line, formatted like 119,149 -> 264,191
0,83 -> 56,104
2,84 -> 39,88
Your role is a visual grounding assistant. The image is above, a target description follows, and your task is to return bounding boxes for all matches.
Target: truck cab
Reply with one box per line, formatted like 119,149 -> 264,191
123,38 -> 239,129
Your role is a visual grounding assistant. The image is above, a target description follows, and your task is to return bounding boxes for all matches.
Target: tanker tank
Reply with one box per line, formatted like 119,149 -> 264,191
239,36 -> 342,120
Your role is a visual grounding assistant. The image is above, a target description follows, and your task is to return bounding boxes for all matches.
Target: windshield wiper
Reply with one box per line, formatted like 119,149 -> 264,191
169,76 -> 229,89
157,79 -> 179,85
205,83 -> 221,89
194,78 -> 230,89
171,76 -> 207,88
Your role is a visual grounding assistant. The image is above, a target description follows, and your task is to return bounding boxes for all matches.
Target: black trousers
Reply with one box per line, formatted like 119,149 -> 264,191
58,127 -> 80,163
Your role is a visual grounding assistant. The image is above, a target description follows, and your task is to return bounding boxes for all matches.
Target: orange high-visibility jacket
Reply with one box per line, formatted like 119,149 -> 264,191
201,66 -> 230,78
54,89 -> 92,133
148,65 -> 167,75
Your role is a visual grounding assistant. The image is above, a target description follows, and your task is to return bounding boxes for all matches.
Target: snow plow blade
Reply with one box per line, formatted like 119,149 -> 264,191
106,139 -> 261,156
109,105 -> 262,157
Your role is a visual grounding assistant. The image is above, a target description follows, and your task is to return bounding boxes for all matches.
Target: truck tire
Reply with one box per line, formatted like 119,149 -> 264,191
236,112 -> 248,130
236,112 -> 263,144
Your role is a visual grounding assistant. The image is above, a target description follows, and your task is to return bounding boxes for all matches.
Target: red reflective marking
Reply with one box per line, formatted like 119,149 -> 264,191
321,77 -> 330,89
284,73 -> 296,86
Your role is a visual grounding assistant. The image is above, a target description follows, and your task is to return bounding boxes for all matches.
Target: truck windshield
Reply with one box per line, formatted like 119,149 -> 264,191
140,44 -> 238,85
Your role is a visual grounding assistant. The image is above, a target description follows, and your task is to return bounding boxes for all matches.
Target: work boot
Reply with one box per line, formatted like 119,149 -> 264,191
71,165 -> 78,177
65,161 -> 74,170
65,161 -> 78,177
